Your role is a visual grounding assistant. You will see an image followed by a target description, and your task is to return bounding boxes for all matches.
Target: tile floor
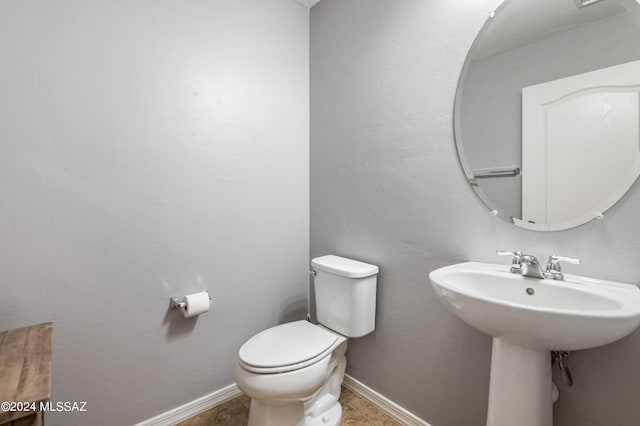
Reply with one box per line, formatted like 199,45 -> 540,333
176,387 -> 402,426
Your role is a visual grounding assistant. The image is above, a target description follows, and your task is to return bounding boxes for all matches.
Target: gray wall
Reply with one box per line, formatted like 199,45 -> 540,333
0,1 -> 309,425
310,1 -> 640,425
460,11 -> 640,220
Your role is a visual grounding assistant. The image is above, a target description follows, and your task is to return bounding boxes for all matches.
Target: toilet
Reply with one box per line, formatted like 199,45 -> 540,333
234,255 -> 379,426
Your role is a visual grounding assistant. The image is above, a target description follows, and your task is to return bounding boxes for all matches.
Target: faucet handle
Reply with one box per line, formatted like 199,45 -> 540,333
497,250 -> 522,261
545,254 -> 581,280
496,250 -> 523,273
547,254 -> 581,270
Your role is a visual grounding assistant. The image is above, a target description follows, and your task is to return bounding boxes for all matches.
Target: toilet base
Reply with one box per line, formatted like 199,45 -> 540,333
248,399 -> 305,426
247,398 -> 342,426
305,401 -> 342,426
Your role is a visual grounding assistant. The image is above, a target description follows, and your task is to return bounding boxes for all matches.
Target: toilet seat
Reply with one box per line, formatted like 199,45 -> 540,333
239,320 -> 346,374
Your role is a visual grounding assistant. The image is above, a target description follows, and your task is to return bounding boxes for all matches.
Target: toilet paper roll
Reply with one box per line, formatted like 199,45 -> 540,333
181,291 -> 210,318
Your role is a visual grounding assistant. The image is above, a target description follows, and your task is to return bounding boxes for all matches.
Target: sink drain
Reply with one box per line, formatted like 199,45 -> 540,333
526,287 -> 535,295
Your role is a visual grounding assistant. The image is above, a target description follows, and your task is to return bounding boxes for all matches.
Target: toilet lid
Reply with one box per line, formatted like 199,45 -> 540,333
239,320 -> 340,370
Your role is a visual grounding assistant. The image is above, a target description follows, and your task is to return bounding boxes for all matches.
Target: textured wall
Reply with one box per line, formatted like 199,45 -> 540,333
310,1 -> 640,425
0,1 -> 309,425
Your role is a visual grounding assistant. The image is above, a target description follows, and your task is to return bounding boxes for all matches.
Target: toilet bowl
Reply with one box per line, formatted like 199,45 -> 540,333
235,321 -> 348,426
234,255 -> 379,426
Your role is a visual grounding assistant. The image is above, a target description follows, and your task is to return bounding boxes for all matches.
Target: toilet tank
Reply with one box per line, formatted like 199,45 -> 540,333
311,255 -> 378,338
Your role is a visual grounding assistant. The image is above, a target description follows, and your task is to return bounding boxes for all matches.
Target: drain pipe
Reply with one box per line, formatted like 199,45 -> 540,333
551,350 -> 574,404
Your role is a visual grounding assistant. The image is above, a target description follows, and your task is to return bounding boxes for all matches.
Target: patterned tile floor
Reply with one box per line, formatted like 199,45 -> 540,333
176,387 -> 402,426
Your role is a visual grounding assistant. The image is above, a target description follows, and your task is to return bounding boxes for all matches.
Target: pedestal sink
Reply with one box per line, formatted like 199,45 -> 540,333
429,262 -> 640,426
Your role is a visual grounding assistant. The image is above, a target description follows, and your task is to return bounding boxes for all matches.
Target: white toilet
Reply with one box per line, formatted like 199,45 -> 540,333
234,255 -> 379,426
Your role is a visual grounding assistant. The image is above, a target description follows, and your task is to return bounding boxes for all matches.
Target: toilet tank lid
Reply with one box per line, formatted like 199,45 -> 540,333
311,255 -> 379,278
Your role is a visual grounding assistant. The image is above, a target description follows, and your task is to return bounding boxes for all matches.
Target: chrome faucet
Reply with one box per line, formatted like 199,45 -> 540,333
520,254 -> 546,279
497,251 -> 581,280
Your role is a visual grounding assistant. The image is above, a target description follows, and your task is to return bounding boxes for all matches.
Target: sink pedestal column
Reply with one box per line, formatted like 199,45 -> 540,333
487,338 -> 552,426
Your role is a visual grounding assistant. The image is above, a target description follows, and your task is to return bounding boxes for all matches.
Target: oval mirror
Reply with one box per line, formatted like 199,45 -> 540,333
455,0 -> 640,231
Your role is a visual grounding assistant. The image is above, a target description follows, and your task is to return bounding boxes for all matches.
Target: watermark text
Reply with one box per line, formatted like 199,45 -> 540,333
1,401 -> 87,413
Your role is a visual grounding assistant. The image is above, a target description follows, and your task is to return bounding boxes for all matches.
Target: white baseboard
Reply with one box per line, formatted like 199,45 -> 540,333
342,374 -> 431,426
134,383 -> 242,426
135,375 -> 430,426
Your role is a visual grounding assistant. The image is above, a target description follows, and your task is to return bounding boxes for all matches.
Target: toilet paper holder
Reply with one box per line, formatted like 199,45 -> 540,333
169,297 -> 186,310
169,292 -> 212,310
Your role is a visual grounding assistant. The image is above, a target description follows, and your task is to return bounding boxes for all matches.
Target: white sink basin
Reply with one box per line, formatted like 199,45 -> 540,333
429,261 -> 640,426
429,261 -> 640,350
